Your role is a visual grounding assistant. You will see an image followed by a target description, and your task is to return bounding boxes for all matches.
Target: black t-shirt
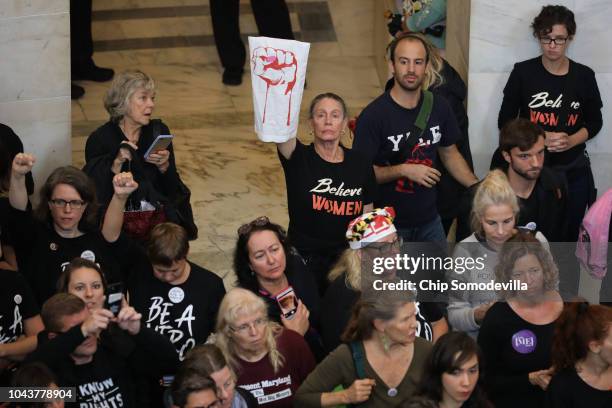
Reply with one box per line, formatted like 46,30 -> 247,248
70,359 -> 127,407
9,206 -> 134,305
545,368 -> 612,408
353,91 -> 459,228
478,302 -> 557,408
279,140 -> 377,252
498,57 -> 603,167
0,269 -> 38,345
517,189 -> 539,229
128,261 -> 226,361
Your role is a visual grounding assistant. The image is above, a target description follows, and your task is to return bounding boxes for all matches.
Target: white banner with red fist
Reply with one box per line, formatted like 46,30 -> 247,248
248,36 -> 310,142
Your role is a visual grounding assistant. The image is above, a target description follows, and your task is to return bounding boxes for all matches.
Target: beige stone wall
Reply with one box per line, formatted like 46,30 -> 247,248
0,0 -> 71,194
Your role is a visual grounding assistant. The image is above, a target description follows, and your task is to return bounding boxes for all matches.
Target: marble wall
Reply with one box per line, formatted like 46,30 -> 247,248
0,0 -> 71,194
467,0 -> 612,195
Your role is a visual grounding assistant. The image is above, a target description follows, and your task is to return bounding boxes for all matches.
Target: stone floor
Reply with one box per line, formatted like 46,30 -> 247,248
72,0 -> 384,288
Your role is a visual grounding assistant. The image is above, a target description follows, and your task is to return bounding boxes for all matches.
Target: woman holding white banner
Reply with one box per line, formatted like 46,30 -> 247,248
275,93 -> 377,295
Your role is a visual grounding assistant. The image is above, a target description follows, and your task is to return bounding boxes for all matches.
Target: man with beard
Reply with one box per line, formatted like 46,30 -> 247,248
457,118 -> 569,242
353,33 -> 477,242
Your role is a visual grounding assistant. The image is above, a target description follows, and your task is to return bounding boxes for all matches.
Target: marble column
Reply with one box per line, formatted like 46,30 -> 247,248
467,0 -> 612,195
0,0 -> 71,196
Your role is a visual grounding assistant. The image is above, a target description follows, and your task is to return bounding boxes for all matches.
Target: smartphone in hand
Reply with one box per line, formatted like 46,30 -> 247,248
105,282 -> 124,316
276,286 -> 298,319
144,134 -> 173,159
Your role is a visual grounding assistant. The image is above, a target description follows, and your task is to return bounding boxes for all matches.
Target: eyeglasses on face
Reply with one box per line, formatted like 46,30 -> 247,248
229,317 -> 267,334
49,199 -> 86,209
362,237 -> 403,254
237,216 -> 270,236
539,37 -> 568,45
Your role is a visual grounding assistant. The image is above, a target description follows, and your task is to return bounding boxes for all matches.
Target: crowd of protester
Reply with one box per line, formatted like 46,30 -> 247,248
1,4 -> 610,408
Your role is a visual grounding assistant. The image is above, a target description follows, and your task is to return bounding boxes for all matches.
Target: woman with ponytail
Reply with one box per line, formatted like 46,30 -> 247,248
447,170 -> 548,338
546,301 -> 612,407
295,287 -> 431,407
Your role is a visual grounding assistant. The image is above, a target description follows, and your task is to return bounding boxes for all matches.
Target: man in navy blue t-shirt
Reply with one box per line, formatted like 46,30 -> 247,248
354,33 -> 478,242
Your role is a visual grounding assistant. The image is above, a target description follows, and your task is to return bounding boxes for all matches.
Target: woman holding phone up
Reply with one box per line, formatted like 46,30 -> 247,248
84,70 -> 196,241
234,216 -> 324,360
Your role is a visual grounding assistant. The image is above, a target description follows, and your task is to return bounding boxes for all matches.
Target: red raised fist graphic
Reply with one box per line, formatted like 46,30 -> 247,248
252,46 -> 298,126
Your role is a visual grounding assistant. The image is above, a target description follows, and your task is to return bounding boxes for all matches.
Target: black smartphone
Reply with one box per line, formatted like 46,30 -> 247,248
105,282 -> 123,316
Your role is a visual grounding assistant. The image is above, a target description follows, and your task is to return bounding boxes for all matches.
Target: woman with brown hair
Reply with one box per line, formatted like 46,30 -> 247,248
546,301 -> 612,407
477,232 -> 563,408
180,344 -> 257,408
8,153 -> 138,304
296,287 -> 431,407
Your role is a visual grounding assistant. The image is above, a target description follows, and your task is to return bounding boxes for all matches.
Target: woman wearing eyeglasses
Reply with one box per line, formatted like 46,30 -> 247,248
234,216 -> 323,360
497,5 -> 603,245
321,208 -> 448,354
7,153 -> 138,305
213,288 -> 316,407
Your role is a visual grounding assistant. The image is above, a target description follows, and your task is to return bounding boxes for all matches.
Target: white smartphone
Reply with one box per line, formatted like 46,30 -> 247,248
144,134 -> 173,159
276,286 -> 298,319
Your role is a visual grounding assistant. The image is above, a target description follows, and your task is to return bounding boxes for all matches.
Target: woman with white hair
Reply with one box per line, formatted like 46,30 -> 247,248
213,288 -> 315,407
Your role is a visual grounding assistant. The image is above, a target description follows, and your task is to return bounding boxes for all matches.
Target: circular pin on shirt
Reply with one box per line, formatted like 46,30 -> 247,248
512,329 -> 537,354
14,294 -> 22,305
80,250 -> 96,262
50,242 -> 58,251
387,388 -> 398,397
168,287 -> 185,304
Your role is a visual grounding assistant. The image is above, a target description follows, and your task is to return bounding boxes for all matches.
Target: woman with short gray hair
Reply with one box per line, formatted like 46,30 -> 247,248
84,70 -> 196,241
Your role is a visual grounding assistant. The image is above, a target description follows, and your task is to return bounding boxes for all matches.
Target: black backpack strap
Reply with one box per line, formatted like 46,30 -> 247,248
349,341 -> 366,379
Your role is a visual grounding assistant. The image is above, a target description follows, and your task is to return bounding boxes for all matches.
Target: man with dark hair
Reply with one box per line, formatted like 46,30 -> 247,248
29,293 -> 177,406
353,33 -> 478,242
457,118 -> 569,243
171,369 -> 219,408
128,222 -> 226,361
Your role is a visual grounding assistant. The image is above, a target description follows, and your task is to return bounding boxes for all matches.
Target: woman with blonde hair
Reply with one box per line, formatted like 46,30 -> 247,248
84,70 -> 196,241
321,208 -> 448,353
447,170 -> 547,338
213,288 -> 315,407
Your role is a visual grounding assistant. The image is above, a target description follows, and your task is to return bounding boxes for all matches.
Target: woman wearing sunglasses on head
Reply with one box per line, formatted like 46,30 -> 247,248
234,216 -> 323,360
